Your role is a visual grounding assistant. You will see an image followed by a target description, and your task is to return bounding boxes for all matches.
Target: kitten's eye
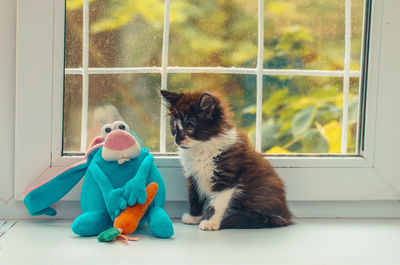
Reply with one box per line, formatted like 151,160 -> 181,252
171,125 -> 177,135
186,125 -> 194,135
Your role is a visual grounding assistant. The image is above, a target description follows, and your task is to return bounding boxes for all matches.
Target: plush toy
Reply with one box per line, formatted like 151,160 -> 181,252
24,121 -> 174,239
98,182 -> 159,242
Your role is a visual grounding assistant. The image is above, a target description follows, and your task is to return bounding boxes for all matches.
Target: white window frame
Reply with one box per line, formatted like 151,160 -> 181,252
14,0 -> 400,204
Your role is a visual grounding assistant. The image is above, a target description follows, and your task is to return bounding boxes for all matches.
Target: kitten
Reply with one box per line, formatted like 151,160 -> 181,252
161,90 -> 291,231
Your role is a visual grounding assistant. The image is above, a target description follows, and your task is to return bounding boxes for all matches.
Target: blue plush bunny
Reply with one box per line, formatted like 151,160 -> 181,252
24,121 -> 174,239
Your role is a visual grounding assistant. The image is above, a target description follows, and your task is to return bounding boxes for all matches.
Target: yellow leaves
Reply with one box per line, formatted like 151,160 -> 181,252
230,42 -> 258,66
66,0 -> 96,10
266,146 -> 293,154
170,0 -> 190,24
91,0 -> 166,34
66,0 -> 83,11
189,35 -> 225,54
135,0 -> 165,28
319,120 -> 341,153
266,1 -> 295,16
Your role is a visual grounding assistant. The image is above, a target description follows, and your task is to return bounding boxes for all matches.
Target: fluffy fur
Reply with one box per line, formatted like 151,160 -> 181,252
161,90 -> 291,230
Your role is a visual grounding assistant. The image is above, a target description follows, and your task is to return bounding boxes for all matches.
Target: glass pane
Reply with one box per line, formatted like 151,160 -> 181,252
262,76 -> 359,154
347,77 -> 360,153
166,74 -> 256,152
65,1 -> 82,68
63,75 -> 82,153
351,0 -> 365,71
169,0 -> 258,67
86,74 -> 161,151
88,1 -> 164,67
264,0 -> 360,71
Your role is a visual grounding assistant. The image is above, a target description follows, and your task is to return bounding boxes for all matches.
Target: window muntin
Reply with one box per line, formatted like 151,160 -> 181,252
63,0 -> 366,155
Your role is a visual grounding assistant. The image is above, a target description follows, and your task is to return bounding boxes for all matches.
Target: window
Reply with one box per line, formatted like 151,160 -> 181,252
14,0 -> 400,204
63,0 -> 365,155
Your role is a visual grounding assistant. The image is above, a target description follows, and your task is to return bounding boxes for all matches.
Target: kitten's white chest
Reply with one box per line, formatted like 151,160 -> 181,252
178,129 -> 237,197
179,149 -> 216,197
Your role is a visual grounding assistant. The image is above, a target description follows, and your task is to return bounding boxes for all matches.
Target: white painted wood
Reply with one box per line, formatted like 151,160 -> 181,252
255,0 -> 264,152
79,0 -> 89,152
262,69 -> 360,77
355,0 -> 369,153
51,0 -> 66,164
65,67 -> 361,77
13,156 -> 393,202
361,0 -> 382,164
14,0 -> 54,197
160,0 -> 171,153
340,0 -> 351,153
0,0 -> 16,203
50,155 -> 372,169
1,220 -> 400,265
371,0 -> 400,197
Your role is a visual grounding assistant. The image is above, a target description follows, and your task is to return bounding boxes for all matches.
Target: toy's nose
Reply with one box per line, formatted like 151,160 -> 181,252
104,130 -> 136,151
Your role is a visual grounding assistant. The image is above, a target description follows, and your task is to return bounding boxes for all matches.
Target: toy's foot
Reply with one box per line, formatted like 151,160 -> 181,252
148,207 -> 174,238
72,210 -> 112,237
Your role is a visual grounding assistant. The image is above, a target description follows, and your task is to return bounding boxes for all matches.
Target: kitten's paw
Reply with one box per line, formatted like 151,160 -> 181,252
182,213 -> 202,225
199,220 -> 220,231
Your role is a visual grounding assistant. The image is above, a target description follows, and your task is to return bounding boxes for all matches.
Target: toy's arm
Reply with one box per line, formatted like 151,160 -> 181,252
123,154 -> 154,206
24,160 -> 89,216
90,162 -> 127,220
147,163 -> 166,209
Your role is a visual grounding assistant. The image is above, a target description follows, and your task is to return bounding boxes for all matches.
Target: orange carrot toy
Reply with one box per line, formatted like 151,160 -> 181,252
98,182 -> 158,243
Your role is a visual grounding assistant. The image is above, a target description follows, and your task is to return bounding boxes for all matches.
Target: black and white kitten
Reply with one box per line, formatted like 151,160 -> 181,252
161,90 -> 291,231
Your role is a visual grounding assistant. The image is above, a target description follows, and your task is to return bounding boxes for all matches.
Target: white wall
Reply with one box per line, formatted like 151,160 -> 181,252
0,0 -> 16,204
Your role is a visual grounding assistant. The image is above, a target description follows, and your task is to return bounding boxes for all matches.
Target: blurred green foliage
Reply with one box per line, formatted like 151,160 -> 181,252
64,0 -> 363,154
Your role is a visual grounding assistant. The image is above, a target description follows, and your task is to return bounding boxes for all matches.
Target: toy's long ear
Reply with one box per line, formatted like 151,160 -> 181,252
88,136 -> 105,149
24,146 -> 101,216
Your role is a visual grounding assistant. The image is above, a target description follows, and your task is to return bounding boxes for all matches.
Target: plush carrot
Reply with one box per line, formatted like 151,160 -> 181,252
98,182 -> 158,243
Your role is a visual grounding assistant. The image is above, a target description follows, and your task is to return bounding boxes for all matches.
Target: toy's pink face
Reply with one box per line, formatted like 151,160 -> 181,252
101,121 -> 141,164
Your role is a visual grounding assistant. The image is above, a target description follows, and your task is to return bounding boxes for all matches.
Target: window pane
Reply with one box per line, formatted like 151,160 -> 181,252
88,1 -> 164,67
262,76 -> 358,154
351,0 -> 365,71
86,74 -> 161,151
65,1 -> 82,68
63,75 -> 82,153
347,77 -> 360,153
63,74 -> 161,153
169,0 -> 258,67
264,0 -> 362,71
166,74 -> 256,152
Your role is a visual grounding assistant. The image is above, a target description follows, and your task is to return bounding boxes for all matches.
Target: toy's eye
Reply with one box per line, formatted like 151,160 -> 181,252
102,124 -> 114,138
113,121 -> 129,132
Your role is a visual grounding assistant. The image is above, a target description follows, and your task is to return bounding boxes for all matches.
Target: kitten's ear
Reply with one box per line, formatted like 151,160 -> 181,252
160,90 -> 181,106
199,93 -> 216,119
